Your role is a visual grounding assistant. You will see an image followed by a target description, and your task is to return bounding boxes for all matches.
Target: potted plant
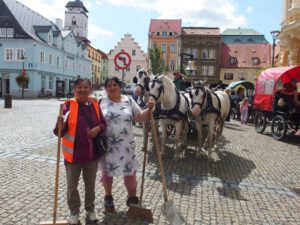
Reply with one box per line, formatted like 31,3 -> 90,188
16,71 -> 30,98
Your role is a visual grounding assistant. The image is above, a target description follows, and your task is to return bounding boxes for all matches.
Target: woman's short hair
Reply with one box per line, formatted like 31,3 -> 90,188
74,78 -> 92,88
104,76 -> 122,88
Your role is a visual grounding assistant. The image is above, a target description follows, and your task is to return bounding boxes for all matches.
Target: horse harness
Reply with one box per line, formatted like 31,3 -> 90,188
192,86 -> 222,121
150,77 -> 190,121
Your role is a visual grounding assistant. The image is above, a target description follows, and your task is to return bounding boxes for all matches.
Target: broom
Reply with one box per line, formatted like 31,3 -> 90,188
150,114 -> 185,225
40,104 -> 68,225
127,117 -> 154,221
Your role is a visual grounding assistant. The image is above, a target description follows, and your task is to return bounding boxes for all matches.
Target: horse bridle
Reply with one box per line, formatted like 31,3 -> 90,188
190,85 -> 206,108
149,78 -> 164,101
137,71 -> 150,93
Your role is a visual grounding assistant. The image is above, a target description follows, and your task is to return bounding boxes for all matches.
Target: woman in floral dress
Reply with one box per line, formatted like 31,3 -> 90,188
100,76 -> 153,212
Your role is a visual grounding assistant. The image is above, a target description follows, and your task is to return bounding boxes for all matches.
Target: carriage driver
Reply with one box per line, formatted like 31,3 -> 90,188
173,71 -> 186,91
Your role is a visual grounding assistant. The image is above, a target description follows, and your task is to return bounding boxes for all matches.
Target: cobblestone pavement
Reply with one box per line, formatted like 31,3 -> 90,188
0,99 -> 300,225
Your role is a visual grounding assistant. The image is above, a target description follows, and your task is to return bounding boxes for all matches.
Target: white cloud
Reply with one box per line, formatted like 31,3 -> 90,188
88,23 -> 114,40
246,6 -> 252,13
105,0 -> 247,29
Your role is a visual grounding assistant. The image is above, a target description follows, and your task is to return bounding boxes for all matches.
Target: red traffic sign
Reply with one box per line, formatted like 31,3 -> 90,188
114,52 -> 131,70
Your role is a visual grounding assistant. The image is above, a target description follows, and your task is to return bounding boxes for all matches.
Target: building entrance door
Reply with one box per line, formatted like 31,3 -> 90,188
56,80 -> 65,98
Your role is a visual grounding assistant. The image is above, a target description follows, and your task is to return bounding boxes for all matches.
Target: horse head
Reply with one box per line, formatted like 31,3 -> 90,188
148,75 -> 165,103
190,80 -> 207,116
135,68 -> 150,97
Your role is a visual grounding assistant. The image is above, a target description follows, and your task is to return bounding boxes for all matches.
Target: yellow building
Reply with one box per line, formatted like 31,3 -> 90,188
278,0 -> 300,66
87,44 -> 102,88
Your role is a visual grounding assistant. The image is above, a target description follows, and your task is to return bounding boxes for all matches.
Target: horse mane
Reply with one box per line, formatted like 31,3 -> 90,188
159,75 -> 175,94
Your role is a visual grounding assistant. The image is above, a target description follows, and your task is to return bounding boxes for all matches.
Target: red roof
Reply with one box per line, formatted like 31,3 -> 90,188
182,27 -> 220,36
221,43 -> 271,68
149,19 -> 182,34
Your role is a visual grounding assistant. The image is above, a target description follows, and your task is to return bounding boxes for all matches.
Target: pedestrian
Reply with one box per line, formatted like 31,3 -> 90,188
53,78 -> 106,225
240,97 -> 250,124
99,76 -> 154,212
173,71 -> 186,91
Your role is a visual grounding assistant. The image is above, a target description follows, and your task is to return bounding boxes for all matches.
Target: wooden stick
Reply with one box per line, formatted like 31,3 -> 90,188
150,115 -> 168,202
53,104 -> 64,224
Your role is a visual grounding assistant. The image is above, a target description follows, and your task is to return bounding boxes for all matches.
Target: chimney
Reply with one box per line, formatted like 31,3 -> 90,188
56,18 -> 63,30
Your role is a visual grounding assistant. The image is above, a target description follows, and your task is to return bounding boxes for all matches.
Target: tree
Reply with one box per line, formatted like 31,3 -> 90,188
148,46 -> 164,75
16,71 -> 30,98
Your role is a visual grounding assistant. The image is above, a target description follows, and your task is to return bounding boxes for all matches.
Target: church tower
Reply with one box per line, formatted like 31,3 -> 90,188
64,0 -> 88,39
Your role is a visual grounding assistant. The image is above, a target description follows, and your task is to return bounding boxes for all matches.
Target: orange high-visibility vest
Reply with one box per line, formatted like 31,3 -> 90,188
62,98 -> 100,163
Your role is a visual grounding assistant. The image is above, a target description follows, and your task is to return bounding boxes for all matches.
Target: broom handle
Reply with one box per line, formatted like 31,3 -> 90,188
139,119 -> 150,204
53,104 -> 64,224
150,114 -> 168,203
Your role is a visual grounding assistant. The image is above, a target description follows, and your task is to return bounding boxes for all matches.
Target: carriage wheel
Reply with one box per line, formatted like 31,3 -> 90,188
271,115 -> 287,140
254,111 -> 266,133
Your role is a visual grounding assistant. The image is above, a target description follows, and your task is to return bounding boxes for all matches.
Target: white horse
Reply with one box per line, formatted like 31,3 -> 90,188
189,81 -> 230,159
148,75 -> 191,159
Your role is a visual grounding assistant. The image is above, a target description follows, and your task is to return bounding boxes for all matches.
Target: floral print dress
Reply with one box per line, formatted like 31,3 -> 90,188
100,95 -> 141,177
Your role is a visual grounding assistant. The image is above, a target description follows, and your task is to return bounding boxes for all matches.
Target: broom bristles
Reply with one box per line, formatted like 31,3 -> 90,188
127,204 -> 154,222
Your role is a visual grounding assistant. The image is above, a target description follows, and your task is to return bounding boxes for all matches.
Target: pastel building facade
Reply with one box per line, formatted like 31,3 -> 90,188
0,0 -> 91,98
108,33 -> 147,83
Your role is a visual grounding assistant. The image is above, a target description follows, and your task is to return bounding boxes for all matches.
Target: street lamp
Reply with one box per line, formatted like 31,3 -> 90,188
185,60 -> 197,76
270,30 -> 280,67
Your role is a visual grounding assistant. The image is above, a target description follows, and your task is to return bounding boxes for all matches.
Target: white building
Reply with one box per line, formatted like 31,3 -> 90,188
108,33 -> 147,84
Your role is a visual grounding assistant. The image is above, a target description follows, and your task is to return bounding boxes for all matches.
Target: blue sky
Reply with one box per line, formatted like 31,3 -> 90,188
18,0 -> 283,53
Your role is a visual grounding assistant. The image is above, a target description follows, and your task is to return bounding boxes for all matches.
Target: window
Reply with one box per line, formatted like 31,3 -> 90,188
234,38 -> 241,43
72,16 -> 76,25
0,28 -> 6,37
208,66 -> 214,76
65,59 -> 68,69
252,57 -> 260,65
170,60 -> 175,71
161,44 -> 166,53
48,33 -> 52,44
49,54 -> 53,65
169,32 -> 173,36
202,48 -> 208,59
15,49 -> 25,61
170,44 -> 176,53
162,31 -> 167,36
192,48 -> 198,59
115,67 -> 119,72
41,76 -> 46,89
229,57 -> 237,64
202,66 -> 208,75
224,73 -> 233,80
208,49 -> 216,59
156,32 -> 160,36
5,48 -> 14,61
56,56 -> 60,66
248,38 -> 254,43
0,28 -> 14,37
40,51 -> 45,63
49,77 -> 53,89
132,49 -> 136,56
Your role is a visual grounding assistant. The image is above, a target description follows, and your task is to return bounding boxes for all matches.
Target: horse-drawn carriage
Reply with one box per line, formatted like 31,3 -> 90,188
253,66 -> 300,140
226,80 -> 255,121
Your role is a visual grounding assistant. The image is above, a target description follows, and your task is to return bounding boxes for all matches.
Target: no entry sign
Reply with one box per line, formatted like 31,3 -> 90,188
114,52 -> 131,70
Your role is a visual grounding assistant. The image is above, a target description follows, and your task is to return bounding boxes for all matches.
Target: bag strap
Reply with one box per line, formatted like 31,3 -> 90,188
78,102 -> 94,128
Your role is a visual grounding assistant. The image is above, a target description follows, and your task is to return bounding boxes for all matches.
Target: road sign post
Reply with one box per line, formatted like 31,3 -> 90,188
114,52 -> 131,93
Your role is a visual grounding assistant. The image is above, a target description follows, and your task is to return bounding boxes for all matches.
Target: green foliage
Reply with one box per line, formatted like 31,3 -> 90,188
148,46 -> 163,75
16,73 -> 30,88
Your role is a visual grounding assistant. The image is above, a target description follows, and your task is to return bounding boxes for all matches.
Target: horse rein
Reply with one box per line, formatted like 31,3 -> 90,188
149,78 -> 164,101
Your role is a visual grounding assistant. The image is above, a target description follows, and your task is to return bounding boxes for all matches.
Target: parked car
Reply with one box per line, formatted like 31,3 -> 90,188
123,83 -> 137,95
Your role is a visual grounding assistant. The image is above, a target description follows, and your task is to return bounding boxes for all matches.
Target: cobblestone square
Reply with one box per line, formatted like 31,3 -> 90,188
0,99 -> 299,225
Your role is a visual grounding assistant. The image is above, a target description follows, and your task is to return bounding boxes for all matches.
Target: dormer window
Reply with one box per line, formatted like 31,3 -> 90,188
229,57 -> 237,64
156,32 -> 160,36
162,31 -> 167,36
48,33 -> 52,44
252,57 -> 260,65
169,32 -> 173,36
234,38 -> 241,43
